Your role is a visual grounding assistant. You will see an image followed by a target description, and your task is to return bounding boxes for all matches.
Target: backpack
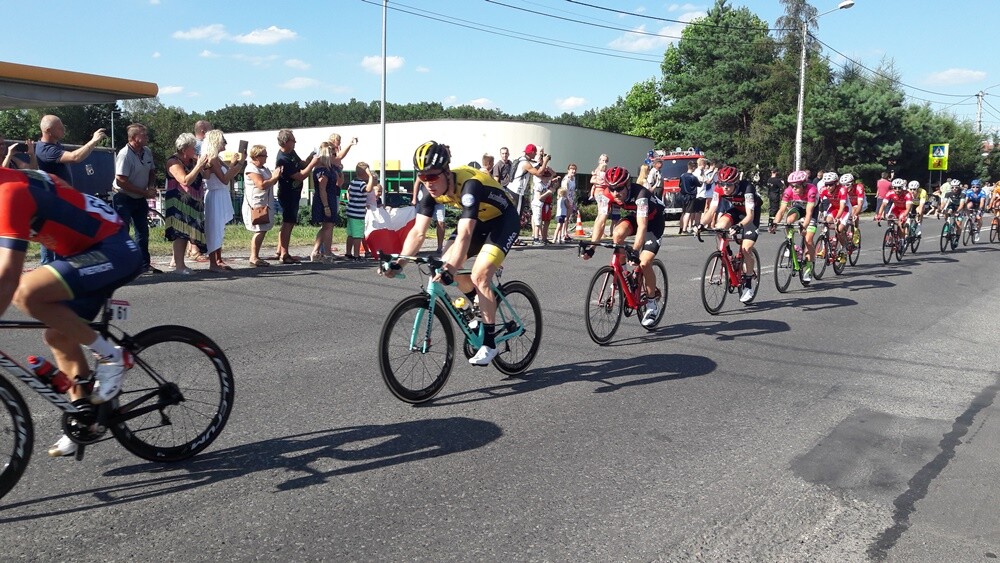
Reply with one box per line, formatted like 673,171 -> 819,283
508,157 -> 529,194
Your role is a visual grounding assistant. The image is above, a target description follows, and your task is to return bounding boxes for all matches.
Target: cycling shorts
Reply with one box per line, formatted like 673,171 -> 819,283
619,214 -> 664,255
447,211 -> 520,268
721,210 -> 761,242
46,229 -> 144,320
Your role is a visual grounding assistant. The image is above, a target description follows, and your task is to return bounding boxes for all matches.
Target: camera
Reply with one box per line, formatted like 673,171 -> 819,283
11,143 -> 28,153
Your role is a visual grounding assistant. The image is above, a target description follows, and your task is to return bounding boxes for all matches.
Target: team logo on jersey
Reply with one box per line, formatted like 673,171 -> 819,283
461,193 -> 475,208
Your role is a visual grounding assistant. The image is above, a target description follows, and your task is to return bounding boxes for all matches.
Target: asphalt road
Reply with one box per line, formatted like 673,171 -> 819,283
2,216 -> 999,562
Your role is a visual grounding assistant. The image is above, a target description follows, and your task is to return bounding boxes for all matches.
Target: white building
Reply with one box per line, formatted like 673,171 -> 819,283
229,119 -> 653,192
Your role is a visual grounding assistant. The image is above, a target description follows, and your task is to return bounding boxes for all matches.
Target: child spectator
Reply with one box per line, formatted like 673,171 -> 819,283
345,162 -> 374,260
554,187 -> 570,243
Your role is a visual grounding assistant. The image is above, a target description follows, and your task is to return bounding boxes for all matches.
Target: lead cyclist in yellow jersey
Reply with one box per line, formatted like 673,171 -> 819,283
386,141 -> 520,366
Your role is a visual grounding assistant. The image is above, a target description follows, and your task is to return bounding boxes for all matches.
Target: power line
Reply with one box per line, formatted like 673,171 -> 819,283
562,0 -> 794,32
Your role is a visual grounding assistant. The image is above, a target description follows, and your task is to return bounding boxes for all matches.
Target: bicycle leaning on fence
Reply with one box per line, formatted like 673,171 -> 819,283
0,298 -> 235,502
578,241 -> 669,344
377,253 -> 542,404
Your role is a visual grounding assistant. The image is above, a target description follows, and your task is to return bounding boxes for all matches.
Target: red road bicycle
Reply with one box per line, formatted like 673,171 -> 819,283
696,227 -> 761,314
579,242 -> 668,345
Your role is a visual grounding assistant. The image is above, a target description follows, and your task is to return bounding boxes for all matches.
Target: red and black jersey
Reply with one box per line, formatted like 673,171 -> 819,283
0,167 -> 123,256
711,181 -> 758,216
597,183 -> 664,220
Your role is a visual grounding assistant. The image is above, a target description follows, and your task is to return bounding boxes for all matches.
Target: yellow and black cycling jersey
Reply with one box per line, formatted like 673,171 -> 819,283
417,166 -> 515,223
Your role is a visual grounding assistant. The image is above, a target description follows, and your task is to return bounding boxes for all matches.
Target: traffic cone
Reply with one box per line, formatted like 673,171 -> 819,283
575,212 -> 586,236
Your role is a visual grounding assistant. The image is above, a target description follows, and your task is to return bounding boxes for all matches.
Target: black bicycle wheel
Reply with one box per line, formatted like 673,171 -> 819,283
701,251 -> 727,315
813,237 -> 830,280
970,218 -> 980,245
991,217 -> 999,243
774,241 -> 795,293
909,225 -> 921,253
743,248 -> 762,304
378,294 -> 455,404
0,377 -> 32,502
109,325 -> 234,462
882,229 -> 894,264
832,238 -> 847,275
848,228 -> 861,265
585,266 -> 622,345
637,259 -> 668,330
940,222 -> 950,253
962,218 -> 972,246
492,280 -> 542,376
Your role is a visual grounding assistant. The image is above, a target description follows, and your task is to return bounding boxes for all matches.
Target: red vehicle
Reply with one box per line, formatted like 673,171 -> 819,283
651,148 -> 704,215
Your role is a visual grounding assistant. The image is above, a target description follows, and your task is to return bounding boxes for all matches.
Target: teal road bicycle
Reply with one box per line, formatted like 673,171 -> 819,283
377,254 -> 542,404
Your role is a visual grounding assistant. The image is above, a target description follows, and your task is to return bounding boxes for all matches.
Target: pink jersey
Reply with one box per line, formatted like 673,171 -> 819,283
782,184 -> 818,206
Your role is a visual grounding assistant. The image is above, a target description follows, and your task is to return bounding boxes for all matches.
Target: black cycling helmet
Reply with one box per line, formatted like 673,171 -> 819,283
413,141 -> 451,173
605,166 -> 630,189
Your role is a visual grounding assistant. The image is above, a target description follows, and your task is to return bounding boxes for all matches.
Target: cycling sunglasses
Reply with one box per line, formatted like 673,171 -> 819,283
418,171 -> 444,182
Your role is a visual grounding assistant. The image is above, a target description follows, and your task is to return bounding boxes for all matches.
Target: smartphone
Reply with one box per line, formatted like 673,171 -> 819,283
306,151 -> 317,162
11,143 -> 28,153
238,140 -> 248,156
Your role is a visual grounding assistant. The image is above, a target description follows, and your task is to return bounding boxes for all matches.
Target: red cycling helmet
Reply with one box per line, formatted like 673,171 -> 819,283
605,166 -> 631,189
787,170 -> 809,184
716,166 -> 740,184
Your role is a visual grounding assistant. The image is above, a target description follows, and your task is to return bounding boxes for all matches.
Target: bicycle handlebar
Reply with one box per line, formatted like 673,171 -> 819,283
695,226 -> 741,244
576,241 -> 638,262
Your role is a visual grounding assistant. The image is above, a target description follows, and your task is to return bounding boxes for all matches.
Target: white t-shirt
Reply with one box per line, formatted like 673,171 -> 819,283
508,158 -> 533,197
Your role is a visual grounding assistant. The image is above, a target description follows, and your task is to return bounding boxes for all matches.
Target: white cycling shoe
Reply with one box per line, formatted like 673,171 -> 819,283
48,434 -> 77,457
91,349 -> 132,404
469,345 -> 498,366
641,303 -> 659,327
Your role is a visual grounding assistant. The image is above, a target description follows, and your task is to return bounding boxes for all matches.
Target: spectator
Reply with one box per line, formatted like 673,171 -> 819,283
564,163 -> 578,220
636,163 -> 650,188
411,176 -> 446,254
242,144 -> 282,267
112,123 -> 159,273
510,144 -> 551,244
553,186 -> 570,243
1,137 -> 37,170
589,153 -> 609,201
309,142 -> 339,263
163,133 -> 210,274
876,171 -> 891,215
646,159 -> 663,199
531,160 -> 556,244
679,160 -> 702,234
492,146 -> 513,187
345,162 -> 375,260
696,159 -> 718,226
367,170 -> 383,210
328,133 -> 358,187
202,129 -> 246,272
35,114 -> 107,265
481,153 -> 495,175
765,168 -> 784,223
275,129 -> 319,264
194,120 -> 211,155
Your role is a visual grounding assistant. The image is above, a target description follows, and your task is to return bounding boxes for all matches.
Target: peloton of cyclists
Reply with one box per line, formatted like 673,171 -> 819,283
697,165 -> 761,303
582,165 -> 666,327
875,178 -> 914,240
817,172 -> 850,261
769,170 -> 818,282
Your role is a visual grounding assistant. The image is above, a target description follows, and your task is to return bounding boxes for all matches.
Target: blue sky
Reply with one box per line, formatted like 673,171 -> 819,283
10,1 -> 999,132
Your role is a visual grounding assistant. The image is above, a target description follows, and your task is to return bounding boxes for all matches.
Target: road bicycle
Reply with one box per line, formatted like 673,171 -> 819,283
939,211 -> 962,252
989,212 -> 1000,244
817,222 -> 850,276
0,299 -> 235,501
877,217 -> 905,264
903,214 -> 923,253
696,226 -> 761,314
578,241 -> 669,344
377,254 -> 542,404
771,222 -> 813,293
844,218 -> 862,266
962,209 -> 983,246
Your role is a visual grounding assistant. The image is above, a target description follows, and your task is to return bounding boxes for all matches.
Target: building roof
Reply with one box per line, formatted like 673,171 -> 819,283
0,61 -> 158,109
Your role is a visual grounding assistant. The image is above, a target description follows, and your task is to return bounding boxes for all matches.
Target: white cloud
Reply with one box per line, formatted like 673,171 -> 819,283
173,24 -> 227,42
186,91 -> 201,98
281,77 -> 320,89
925,68 -> 987,86
442,95 -> 458,107
199,50 -> 219,58
667,3 -> 700,11
240,90 -> 254,97
285,58 -> 310,70
608,11 -> 702,53
152,51 -> 160,58
361,55 -> 405,74
232,26 -> 297,45
160,86 -> 184,95
468,98 -> 494,109
556,96 -> 587,110
416,66 -> 430,73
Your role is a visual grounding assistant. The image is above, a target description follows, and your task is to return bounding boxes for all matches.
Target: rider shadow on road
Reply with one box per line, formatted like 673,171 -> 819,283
425,353 -> 716,407
640,318 -> 791,342
746,294 -> 857,313
810,277 -> 896,292
0,417 -> 501,522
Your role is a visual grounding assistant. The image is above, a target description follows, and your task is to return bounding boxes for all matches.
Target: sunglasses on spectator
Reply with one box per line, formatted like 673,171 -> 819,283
418,172 -> 444,182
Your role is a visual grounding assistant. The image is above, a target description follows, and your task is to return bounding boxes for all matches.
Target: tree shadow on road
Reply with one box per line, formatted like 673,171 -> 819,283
423,353 -> 716,407
0,417 -> 501,522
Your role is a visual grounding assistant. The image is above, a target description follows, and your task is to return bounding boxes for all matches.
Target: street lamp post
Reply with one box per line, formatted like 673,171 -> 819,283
793,0 -> 855,171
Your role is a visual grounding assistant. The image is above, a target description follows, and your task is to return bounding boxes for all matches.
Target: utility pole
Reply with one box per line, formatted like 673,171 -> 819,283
976,91 -> 984,135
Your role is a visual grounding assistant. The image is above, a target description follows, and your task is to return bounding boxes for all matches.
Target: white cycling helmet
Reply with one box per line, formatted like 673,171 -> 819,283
822,171 -> 838,184
907,180 -> 920,191
891,178 -> 906,189
838,173 -> 854,185
949,179 -> 961,188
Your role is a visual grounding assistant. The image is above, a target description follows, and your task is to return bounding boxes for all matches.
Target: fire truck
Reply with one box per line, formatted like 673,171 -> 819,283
650,147 -> 704,216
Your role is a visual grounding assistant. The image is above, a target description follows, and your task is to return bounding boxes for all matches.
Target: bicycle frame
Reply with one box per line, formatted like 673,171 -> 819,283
779,224 -> 807,270
709,231 -> 746,288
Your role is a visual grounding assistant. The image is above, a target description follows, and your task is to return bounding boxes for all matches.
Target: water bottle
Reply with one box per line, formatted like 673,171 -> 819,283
27,355 -> 73,393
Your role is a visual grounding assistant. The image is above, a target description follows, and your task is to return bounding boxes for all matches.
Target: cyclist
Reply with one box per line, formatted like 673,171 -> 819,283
386,141 -> 520,366
938,179 -> 966,219
818,173 -> 850,261
989,181 -> 1000,213
582,165 -> 666,327
908,180 -> 928,236
0,167 -> 143,457
875,178 -> 913,240
769,170 -> 818,282
697,165 -> 761,303
965,179 -> 987,240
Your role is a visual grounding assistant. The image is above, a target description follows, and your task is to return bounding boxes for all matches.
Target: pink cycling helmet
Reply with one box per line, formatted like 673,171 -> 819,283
787,170 -> 809,184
